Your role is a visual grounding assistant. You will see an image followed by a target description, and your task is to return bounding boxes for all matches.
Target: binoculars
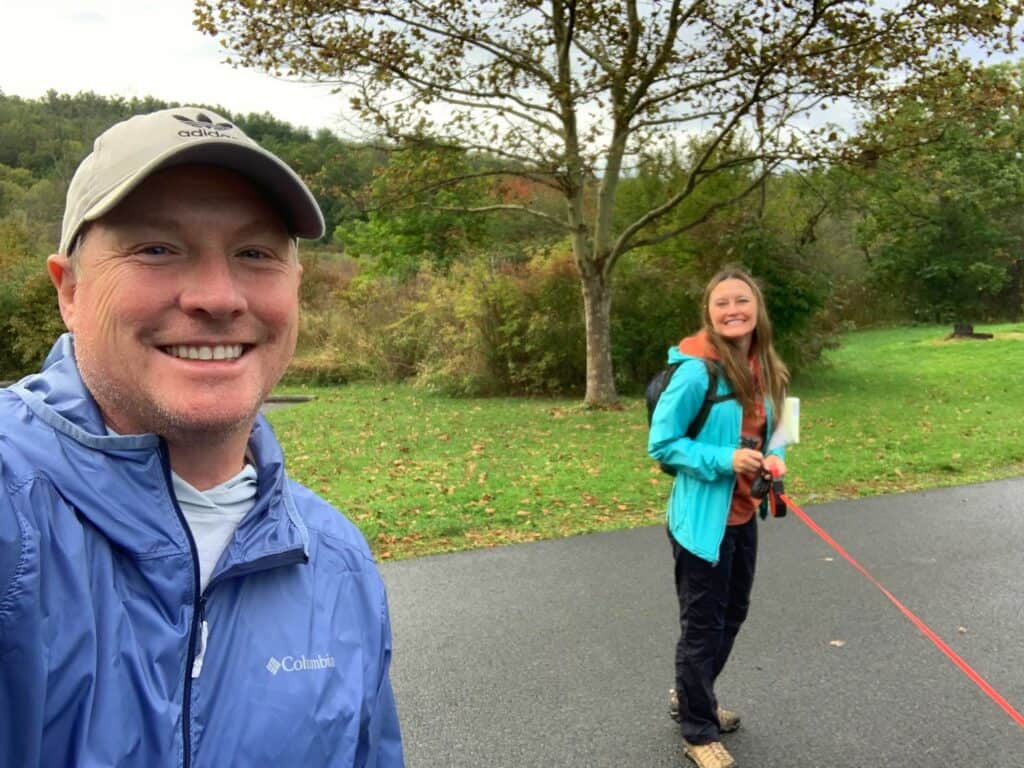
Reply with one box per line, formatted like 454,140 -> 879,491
751,469 -> 787,518
740,438 -> 786,517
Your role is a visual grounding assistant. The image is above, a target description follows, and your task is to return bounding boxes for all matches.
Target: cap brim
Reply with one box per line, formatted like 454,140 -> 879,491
76,140 -> 325,245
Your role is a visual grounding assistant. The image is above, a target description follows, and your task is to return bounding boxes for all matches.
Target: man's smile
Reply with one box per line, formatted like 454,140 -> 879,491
161,343 -> 247,361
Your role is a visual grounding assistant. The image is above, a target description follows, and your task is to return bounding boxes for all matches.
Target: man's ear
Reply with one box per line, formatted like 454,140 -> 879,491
47,253 -> 77,331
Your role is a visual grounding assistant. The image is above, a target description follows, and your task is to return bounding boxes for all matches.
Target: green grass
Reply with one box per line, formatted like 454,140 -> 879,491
786,323 -> 1024,501
269,323 -> 1024,560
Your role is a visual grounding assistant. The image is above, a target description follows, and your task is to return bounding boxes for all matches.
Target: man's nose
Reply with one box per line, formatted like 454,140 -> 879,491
179,255 -> 248,318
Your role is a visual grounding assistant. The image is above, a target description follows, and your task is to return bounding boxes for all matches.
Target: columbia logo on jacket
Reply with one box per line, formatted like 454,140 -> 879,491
266,654 -> 337,675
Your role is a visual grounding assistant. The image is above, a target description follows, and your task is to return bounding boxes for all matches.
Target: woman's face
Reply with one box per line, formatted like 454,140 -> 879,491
708,278 -> 758,344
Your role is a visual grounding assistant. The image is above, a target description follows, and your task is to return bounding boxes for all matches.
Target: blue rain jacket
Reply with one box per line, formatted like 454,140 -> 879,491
647,346 -> 784,563
0,335 -> 404,767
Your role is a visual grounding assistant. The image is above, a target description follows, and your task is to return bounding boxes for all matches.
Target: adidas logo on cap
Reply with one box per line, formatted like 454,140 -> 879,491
173,112 -> 237,139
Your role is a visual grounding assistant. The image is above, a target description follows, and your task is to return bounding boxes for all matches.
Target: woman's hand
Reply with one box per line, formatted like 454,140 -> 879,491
763,454 -> 787,478
732,448 -> 764,475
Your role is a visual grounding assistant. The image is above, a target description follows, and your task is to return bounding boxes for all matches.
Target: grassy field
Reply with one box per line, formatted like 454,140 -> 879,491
269,323 -> 1024,560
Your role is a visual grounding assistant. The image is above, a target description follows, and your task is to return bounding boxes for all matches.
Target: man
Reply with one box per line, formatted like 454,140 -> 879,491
0,108 -> 404,767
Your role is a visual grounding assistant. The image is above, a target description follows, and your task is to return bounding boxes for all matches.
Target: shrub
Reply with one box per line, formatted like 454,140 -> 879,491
285,229 -> 838,395
0,218 -> 63,378
413,251 -> 586,396
3,271 -> 65,377
610,251 -> 703,393
286,253 -> 435,386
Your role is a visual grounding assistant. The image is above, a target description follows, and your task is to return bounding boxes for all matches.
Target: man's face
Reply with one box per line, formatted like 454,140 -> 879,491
48,164 -> 301,439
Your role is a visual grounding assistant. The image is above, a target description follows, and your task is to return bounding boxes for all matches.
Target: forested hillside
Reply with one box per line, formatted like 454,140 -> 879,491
3,74 -> 1023,390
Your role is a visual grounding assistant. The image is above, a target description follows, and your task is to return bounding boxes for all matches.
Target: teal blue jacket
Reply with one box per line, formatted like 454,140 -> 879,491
647,346 -> 784,563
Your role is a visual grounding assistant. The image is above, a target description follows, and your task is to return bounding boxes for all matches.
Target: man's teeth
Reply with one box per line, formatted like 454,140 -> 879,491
166,344 -> 244,361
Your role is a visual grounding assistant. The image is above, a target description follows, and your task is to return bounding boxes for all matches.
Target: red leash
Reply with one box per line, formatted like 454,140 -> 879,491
778,492 -> 1024,729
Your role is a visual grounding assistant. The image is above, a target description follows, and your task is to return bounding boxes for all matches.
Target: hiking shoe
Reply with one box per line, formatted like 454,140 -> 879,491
668,688 -> 740,733
683,739 -> 737,768
717,706 -> 740,733
669,688 -> 681,721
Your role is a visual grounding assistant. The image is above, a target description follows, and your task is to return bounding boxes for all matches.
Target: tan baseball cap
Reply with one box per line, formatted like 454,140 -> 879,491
59,107 -> 325,254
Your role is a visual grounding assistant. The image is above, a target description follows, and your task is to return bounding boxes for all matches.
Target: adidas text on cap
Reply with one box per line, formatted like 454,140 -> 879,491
59,107 -> 326,254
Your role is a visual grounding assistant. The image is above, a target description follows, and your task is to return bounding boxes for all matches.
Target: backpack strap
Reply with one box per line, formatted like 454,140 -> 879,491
684,360 -> 736,439
645,361 -> 682,425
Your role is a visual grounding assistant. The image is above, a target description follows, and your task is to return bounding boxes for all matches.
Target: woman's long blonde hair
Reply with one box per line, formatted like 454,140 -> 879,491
701,266 -> 789,416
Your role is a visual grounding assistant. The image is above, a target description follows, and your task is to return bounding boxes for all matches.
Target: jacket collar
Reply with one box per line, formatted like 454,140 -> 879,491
11,334 -> 309,568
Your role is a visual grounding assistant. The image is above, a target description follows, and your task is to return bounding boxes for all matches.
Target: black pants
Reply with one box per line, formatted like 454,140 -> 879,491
669,517 -> 757,744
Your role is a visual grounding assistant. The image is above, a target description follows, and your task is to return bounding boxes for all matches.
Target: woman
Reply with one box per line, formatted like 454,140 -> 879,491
648,267 -> 789,768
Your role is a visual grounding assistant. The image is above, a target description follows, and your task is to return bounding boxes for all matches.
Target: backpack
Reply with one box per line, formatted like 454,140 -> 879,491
646,358 -> 736,476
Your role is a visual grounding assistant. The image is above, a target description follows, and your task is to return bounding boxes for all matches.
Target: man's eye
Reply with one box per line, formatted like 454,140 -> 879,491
238,248 -> 272,260
137,245 -> 173,257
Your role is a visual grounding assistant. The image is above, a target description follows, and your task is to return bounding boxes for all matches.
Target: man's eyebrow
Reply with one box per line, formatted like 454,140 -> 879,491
110,215 -> 184,233
109,215 -> 289,240
231,219 -> 292,240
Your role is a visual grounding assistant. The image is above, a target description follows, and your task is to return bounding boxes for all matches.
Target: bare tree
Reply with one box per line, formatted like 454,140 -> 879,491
195,0 -> 1020,405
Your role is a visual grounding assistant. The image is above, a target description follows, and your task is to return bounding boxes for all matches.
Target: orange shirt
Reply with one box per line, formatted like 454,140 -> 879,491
728,383 -> 766,527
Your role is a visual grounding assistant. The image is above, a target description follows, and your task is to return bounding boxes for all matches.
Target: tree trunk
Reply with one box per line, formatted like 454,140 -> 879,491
580,267 -> 618,407
1011,257 -> 1023,321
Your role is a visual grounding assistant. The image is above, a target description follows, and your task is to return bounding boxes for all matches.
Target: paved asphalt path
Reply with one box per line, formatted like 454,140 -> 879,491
380,478 -> 1024,767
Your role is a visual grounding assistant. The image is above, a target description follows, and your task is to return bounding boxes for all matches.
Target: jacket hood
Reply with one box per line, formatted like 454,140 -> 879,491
667,329 -> 719,365
678,329 -> 720,360
21,333 -> 129,444
17,334 -> 283,469
670,329 -> 761,379
7,334 -> 307,563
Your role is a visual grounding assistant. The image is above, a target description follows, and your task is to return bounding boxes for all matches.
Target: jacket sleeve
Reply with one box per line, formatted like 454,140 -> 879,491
647,361 -> 735,482
0,467 -> 21,629
362,589 -> 405,767
0,467 -> 45,768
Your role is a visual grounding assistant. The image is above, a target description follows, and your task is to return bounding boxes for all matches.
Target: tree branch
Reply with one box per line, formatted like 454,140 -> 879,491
431,203 -> 572,230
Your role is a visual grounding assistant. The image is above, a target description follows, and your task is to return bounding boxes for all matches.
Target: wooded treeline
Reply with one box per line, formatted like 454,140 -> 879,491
2,72 -> 1023,391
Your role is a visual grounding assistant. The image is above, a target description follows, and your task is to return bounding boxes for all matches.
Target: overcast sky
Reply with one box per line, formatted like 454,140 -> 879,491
1,0 -> 348,134
3,1 -> 1019,142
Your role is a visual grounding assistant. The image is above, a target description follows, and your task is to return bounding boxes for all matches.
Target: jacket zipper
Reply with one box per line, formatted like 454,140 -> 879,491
207,549 -> 309,589
158,442 -> 202,768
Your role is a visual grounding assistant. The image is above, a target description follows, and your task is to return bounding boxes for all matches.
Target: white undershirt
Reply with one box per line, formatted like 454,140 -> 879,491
104,426 -> 258,591
173,465 -> 258,680
171,465 -> 258,593
104,427 -> 256,677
